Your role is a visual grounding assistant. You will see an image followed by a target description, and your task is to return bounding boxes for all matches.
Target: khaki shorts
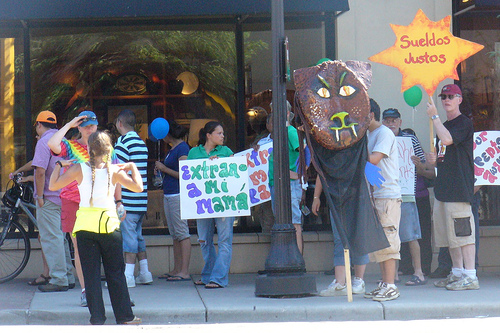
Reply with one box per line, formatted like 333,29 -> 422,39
370,198 -> 402,263
433,199 -> 475,249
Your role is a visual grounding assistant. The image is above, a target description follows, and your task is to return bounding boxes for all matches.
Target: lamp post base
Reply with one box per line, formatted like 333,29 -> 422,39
255,223 -> 317,297
255,273 -> 316,297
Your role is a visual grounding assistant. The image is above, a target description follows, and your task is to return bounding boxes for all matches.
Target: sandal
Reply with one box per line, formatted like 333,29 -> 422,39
194,280 -> 205,286
158,273 -> 173,280
205,282 -> 223,289
405,275 -> 427,286
28,274 -> 50,286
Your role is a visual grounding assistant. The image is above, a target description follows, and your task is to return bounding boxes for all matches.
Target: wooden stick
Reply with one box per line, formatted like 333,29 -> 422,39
428,95 -> 435,153
429,118 -> 435,153
344,249 -> 353,302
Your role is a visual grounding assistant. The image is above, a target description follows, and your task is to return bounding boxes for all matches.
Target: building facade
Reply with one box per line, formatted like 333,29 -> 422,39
0,0 -> 499,237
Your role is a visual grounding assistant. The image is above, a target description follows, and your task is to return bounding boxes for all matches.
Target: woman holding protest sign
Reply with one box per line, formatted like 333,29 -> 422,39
155,121 -> 192,281
187,121 -> 234,289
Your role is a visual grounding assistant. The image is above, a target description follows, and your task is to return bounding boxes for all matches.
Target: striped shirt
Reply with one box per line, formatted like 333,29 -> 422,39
115,131 -> 148,212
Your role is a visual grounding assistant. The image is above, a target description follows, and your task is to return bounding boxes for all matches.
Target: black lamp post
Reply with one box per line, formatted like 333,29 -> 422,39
255,0 -> 316,297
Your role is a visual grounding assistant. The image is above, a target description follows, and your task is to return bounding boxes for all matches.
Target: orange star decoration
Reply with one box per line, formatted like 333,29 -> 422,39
369,9 -> 484,95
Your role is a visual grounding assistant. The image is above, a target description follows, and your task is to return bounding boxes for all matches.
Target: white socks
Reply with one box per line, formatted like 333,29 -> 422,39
464,269 -> 477,279
451,267 -> 463,277
125,259 -> 150,277
452,267 -> 477,279
139,259 -> 149,275
125,263 -> 135,277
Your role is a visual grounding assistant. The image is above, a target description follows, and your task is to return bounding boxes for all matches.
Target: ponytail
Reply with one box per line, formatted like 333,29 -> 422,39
198,121 -> 222,146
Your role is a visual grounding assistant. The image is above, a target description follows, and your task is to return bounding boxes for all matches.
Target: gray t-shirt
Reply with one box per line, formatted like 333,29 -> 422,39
367,125 -> 401,199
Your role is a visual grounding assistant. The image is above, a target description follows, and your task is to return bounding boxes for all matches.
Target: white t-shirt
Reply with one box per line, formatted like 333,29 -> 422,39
367,125 -> 401,199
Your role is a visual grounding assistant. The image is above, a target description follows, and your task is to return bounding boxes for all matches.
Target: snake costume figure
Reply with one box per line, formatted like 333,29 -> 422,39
293,60 -> 389,257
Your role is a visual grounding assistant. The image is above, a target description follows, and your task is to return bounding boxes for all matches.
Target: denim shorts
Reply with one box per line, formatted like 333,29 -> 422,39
120,212 -> 146,253
399,201 -> 422,243
330,213 -> 369,266
270,179 -> 303,225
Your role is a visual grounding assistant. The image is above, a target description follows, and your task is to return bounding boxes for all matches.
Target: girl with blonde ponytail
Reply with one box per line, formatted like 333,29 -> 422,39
49,131 -> 143,325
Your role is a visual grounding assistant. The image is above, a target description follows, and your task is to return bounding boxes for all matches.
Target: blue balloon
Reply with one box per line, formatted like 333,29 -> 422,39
150,117 -> 170,140
148,124 -> 158,142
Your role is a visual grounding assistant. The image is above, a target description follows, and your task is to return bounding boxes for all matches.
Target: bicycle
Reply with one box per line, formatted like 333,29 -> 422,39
0,173 -> 37,283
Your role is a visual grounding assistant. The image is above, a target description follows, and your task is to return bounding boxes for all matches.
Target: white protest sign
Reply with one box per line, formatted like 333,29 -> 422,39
234,142 -> 272,207
396,136 -> 415,196
473,131 -> 500,186
179,155 -> 251,220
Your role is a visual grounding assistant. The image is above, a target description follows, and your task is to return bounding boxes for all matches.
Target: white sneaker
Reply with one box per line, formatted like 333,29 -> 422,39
372,284 -> 400,302
446,275 -> 480,291
319,280 -> 347,297
352,277 -> 366,294
126,275 -> 136,288
135,272 -> 153,285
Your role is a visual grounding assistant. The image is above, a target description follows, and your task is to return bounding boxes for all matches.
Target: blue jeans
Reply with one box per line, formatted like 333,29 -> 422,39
331,213 -> 369,266
197,216 -> 234,287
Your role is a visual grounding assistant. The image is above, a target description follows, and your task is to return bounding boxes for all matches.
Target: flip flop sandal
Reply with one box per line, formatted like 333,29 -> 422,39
166,276 -> 191,282
158,273 -> 173,279
194,280 -> 205,286
205,282 -> 223,289
405,275 -> 427,286
28,274 -> 50,286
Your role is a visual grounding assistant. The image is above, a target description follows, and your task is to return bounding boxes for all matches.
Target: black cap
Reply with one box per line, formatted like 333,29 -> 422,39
382,108 -> 401,119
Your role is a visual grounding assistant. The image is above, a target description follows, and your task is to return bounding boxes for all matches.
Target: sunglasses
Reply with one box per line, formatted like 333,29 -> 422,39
80,116 -> 97,122
440,94 -> 460,101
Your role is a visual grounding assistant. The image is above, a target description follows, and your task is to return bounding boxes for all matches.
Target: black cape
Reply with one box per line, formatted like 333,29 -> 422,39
310,135 -> 389,257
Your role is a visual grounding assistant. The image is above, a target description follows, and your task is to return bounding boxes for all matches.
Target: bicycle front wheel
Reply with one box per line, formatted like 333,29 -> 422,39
0,220 -> 31,283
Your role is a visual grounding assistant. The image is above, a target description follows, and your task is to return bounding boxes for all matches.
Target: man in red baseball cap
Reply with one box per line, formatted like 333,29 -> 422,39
426,84 -> 477,291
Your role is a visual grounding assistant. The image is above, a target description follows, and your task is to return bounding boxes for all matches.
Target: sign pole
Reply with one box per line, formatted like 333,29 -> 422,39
344,249 -> 353,302
428,96 -> 435,153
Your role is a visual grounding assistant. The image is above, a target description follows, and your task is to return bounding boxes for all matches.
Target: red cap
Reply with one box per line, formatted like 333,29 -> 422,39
439,84 -> 462,97
35,111 -> 57,124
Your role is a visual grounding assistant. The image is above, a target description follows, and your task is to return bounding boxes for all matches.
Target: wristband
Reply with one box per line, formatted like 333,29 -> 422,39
115,200 -> 123,204
313,196 -> 319,199
56,161 -> 63,168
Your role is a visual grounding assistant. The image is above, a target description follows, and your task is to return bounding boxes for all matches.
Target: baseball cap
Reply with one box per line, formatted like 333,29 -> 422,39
382,108 -> 401,119
439,84 -> 462,97
35,111 -> 57,124
78,111 -> 98,127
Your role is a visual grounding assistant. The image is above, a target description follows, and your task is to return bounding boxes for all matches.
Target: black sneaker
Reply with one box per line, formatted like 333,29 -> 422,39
38,283 -> 69,292
429,267 -> 450,279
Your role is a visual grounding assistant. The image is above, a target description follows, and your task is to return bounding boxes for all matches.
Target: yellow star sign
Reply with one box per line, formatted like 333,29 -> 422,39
369,9 -> 484,95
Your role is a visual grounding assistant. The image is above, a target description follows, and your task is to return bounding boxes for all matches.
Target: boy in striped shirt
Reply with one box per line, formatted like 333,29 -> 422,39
115,109 -> 151,288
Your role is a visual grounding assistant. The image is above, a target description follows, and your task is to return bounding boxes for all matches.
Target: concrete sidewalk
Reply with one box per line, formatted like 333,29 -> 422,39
1,272 -> 500,325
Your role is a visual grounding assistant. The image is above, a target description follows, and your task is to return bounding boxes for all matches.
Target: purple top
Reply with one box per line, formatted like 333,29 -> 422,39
32,129 -> 62,206
415,174 -> 429,198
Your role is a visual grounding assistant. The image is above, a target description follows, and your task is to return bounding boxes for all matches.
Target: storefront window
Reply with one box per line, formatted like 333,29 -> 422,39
2,22 -> 333,234
26,28 -> 269,233
457,9 -> 500,225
